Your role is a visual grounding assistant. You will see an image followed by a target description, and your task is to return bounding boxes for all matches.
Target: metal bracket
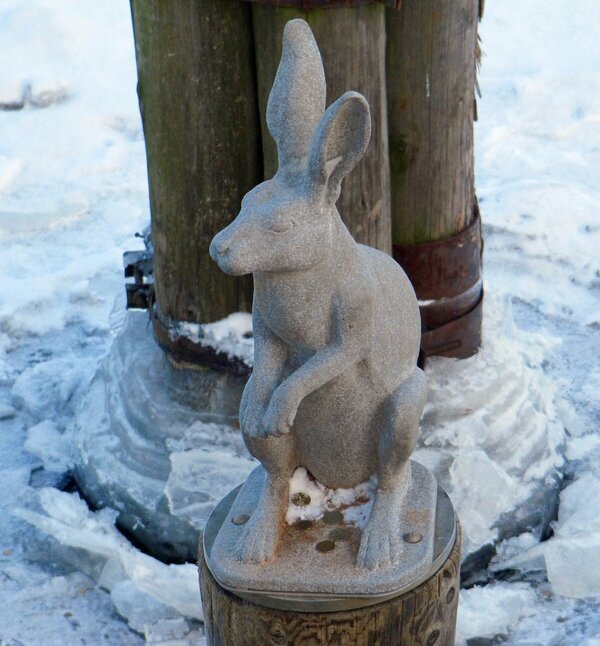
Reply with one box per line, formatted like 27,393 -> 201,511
393,204 -> 483,361
124,249 -> 154,310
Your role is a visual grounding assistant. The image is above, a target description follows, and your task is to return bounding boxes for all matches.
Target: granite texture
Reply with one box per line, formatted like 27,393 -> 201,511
209,18 -> 430,579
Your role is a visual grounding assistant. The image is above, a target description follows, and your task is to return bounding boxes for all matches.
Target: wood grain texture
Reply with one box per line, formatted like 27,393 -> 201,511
386,0 -> 479,245
252,4 -> 392,254
130,0 -> 259,323
199,523 -> 461,645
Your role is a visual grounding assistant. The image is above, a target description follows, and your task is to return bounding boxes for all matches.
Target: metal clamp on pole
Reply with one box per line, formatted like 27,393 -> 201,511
123,249 -> 154,310
393,205 -> 484,362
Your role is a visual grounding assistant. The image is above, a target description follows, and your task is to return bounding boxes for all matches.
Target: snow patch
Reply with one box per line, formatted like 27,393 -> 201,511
456,582 -> 538,644
286,467 -> 376,529
173,312 -> 254,366
24,420 -> 71,472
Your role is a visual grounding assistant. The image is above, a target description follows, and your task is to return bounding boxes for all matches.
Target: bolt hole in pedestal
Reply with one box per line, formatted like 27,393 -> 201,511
403,531 -> 423,544
231,514 -> 249,526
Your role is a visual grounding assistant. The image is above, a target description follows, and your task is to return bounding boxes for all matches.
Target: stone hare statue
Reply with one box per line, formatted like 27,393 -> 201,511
209,19 -> 426,571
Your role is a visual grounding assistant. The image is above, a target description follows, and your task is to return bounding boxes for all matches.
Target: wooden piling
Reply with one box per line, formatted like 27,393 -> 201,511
386,0 -> 478,245
130,0 -> 260,325
386,0 -> 482,358
252,4 -> 392,253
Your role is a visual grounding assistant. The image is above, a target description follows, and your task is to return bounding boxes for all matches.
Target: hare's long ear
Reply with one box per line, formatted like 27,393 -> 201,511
267,20 -> 326,176
307,91 -> 371,206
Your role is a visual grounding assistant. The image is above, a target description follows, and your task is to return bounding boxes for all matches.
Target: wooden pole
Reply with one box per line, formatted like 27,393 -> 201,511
199,524 -> 461,645
386,0 -> 482,359
130,0 -> 260,325
252,4 -> 392,254
386,0 -> 478,245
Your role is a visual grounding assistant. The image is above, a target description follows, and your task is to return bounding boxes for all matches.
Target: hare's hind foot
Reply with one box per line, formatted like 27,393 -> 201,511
235,474 -> 288,564
356,469 -> 410,571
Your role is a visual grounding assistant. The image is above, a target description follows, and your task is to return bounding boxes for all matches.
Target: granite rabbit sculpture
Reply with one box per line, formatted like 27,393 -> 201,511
209,19 -> 426,571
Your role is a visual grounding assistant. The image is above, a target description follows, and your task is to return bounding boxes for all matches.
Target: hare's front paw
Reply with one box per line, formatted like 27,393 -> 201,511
240,405 -> 267,438
263,385 -> 300,437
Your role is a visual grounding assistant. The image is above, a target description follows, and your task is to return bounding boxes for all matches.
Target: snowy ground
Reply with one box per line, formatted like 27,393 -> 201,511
0,0 -> 598,644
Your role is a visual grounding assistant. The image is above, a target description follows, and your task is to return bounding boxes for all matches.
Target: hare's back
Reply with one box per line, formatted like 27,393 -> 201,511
358,244 -> 421,370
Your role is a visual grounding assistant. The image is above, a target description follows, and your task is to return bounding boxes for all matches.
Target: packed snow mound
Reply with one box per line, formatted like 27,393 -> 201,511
415,296 -> 566,565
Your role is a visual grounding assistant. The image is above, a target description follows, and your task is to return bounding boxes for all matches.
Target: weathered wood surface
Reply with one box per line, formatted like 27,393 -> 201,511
386,0 -> 479,245
252,4 -> 392,253
130,0 -> 259,323
199,524 -> 461,645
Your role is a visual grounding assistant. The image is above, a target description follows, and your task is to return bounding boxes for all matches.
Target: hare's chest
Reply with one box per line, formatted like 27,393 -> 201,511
255,281 -> 331,351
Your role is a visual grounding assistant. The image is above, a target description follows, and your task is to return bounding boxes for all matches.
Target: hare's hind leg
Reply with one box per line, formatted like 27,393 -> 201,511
357,366 -> 426,570
235,432 -> 295,564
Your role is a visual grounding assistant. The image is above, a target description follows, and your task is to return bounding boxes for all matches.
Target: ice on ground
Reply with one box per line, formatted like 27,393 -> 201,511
15,488 -> 203,627
165,447 -> 256,529
11,353 -> 95,424
145,618 -> 205,645
110,580 -> 179,633
24,419 -> 71,472
285,467 -> 376,529
173,312 -> 254,366
540,473 -> 600,598
457,582 -> 538,644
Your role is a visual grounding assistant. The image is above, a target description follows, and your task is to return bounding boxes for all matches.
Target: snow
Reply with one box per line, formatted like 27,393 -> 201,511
285,467 -> 376,528
457,582 -> 538,643
0,0 -> 598,643
173,312 -> 254,366
24,420 -> 71,473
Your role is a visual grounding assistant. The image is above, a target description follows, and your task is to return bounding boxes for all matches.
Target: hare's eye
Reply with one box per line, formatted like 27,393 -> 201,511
268,219 -> 294,234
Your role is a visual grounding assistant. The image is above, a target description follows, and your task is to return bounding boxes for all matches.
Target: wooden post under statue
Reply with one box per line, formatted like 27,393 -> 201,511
199,525 -> 461,646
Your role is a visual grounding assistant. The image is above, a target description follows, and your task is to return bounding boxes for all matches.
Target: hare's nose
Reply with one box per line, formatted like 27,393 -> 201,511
210,234 -> 230,259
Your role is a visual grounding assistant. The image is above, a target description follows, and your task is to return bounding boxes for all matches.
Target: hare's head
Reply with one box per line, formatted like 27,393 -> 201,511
210,19 -> 370,276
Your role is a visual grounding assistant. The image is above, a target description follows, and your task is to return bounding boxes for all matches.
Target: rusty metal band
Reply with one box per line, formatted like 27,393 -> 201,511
392,209 -> 482,301
243,0 -> 402,9
151,309 -> 252,377
393,206 -> 483,360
